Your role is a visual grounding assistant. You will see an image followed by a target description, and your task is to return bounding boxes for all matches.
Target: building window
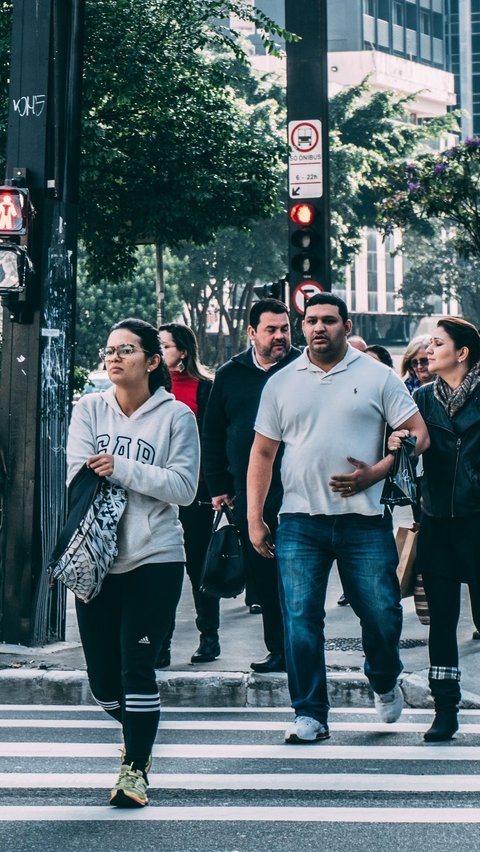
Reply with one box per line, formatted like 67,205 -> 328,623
420,10 -> 431,34
385,235 -> 396,313
393,1 -> 404,26
367,231 -> 378,312
364,0 -> 375,15
406,3 -> 417,29
350,264 -> 357,312
378,0 -> 390,21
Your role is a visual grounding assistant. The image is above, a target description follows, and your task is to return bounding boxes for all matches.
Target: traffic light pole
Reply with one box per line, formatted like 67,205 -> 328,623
285,0 -> 331,331
0,0 -> 84,645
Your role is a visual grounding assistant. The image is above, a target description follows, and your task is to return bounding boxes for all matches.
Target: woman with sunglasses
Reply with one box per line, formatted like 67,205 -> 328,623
67,318 -> 199,808
389,317 -> 480,742
401,335 -> 434,393
157,323 -> 218,666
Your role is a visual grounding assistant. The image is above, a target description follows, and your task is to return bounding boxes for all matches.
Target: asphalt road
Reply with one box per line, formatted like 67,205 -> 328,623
1,704 -> 480,851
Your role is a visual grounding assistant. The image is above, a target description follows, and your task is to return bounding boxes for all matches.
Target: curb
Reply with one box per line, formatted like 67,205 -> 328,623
2,668 -> 479,709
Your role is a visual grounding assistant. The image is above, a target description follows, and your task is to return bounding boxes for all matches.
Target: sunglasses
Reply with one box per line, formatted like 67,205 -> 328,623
99,344 -> 146,360
411,357 -> 429,368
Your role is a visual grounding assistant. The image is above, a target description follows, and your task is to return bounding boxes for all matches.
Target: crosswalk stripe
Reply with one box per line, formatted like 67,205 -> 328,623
1,805 -> 480,822
1,704 -> 480,716
2,718 -> 480,733
0,742 -> 479,760
2,772 -> 480,791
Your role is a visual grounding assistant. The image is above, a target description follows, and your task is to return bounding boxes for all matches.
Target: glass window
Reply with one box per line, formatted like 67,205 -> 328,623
432,12 -> 443,39
367,231 -> 378,312
421,10 -> 431,34
393,1 -> 404,26
364,0 -> 376,14
350,265 -> 357,312
378,0 -> 390,21
406,3 -> 417,29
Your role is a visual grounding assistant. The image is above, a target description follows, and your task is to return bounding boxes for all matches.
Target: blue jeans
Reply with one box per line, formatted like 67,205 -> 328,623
276,513 -> 403,724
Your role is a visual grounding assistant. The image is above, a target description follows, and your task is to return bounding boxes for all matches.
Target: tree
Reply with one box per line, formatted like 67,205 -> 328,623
74,245 -> 183,367
398,229 -> 480,328
0,1 -> 288,281
377,138 -> 480,258
328,80 -> 457,272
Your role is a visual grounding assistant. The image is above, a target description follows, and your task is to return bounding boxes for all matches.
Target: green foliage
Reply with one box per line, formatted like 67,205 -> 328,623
399,228 -> 480,328
72,365 -> 90,396
79,0 -> 286,281
75,245 -> 181,367
378,139 -> 480,259
329,79 -> 458,271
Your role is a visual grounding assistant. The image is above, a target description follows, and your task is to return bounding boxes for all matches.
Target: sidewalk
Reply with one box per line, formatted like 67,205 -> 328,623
1,508 -> 479,708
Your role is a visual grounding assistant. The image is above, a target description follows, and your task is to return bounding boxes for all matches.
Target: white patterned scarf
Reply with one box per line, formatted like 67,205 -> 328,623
433,367 -> 480,419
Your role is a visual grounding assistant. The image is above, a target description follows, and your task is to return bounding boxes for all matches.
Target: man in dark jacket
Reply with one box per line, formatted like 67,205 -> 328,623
202,298 -> 301,672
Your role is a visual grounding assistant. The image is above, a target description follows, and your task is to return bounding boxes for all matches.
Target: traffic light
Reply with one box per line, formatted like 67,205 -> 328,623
0,244 -> 30,294
289,202 -> 320,280
0,187 -> 29,237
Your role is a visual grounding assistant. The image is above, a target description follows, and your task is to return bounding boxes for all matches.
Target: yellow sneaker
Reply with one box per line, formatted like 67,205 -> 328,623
110,764 -> 149,808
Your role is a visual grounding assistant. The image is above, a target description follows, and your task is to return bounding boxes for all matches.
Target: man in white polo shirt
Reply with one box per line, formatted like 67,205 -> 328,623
247,293 -> 430,744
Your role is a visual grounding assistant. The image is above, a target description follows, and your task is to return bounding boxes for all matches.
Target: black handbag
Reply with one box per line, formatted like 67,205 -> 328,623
381,435 -> 417,508
199,505 -> 245,599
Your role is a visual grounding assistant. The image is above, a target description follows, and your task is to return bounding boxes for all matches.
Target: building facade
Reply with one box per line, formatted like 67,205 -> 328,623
249,1 -> 457,335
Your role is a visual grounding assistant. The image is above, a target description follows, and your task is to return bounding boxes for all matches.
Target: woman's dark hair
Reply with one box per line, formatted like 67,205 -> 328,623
365,344 -> 394,368
437,316 -> 480,370
109,317 -> 171,392
158,323 -> 212,381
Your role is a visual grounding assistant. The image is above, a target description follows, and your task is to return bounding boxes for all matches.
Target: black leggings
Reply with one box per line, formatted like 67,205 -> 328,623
422,572 -> 461,669
76,562 -> 183,770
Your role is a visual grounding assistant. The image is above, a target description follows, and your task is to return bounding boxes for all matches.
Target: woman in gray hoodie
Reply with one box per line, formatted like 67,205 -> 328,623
67,317 -> 199,808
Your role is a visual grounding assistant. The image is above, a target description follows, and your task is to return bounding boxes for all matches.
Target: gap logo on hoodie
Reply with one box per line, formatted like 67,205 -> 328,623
96,434 -> 156,464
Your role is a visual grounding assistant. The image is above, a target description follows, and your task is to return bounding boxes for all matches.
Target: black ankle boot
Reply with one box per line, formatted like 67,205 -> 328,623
191,634 -> 220,663
424,709 -> 459,742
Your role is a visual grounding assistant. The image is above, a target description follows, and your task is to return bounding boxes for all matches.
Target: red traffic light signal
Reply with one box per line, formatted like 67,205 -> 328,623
0,187 -> 29,236
289,203 -> 315,227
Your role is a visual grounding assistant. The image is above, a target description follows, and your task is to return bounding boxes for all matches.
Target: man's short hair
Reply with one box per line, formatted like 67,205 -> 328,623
304,293 -> 349,324
249,298 -> 290,330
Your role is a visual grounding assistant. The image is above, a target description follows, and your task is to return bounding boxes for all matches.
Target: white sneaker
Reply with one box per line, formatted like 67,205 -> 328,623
285,715 -> 330,743
374,684 -> 403,723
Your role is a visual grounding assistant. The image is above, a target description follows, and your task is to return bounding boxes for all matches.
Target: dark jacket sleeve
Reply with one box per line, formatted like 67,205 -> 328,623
201,368 -> 235,498
196,379 -> 213,436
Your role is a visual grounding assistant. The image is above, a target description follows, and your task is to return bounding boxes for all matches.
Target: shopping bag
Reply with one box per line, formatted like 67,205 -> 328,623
395,523 -> 418,598
199,505 -> 245,599
381,435 -> 417,508
414,574 -> 430,625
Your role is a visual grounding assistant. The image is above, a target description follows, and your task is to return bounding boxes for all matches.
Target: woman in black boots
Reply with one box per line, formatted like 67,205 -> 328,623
389,317 -> 480,742
158,324 -> 218,665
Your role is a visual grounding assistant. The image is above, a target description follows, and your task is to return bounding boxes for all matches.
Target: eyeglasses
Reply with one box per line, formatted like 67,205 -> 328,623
411,357 -> 429,368
99,344 -> 146,360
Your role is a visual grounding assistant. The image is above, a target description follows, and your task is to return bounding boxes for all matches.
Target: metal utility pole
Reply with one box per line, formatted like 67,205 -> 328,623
285,0 -> 331,329
0,0 -> 85,645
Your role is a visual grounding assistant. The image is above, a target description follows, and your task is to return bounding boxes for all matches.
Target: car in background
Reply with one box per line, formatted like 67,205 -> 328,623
73,369 -> 111,404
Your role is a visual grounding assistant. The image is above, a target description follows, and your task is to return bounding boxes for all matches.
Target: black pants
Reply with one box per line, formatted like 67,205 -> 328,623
234,494 -> 284,657
180,483 -> 219,636
422,572 -> 461,669
76,562 -> 183,770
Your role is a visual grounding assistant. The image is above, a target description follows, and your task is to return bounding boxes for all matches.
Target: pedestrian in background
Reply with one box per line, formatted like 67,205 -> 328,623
401,335 -> 433,392
202,298 -> 301,673
389,317 -> 480,742
365,344 -> 394,369
68,317 -> 199,808
248,294 -> 429,743
157,323 -> 217,665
